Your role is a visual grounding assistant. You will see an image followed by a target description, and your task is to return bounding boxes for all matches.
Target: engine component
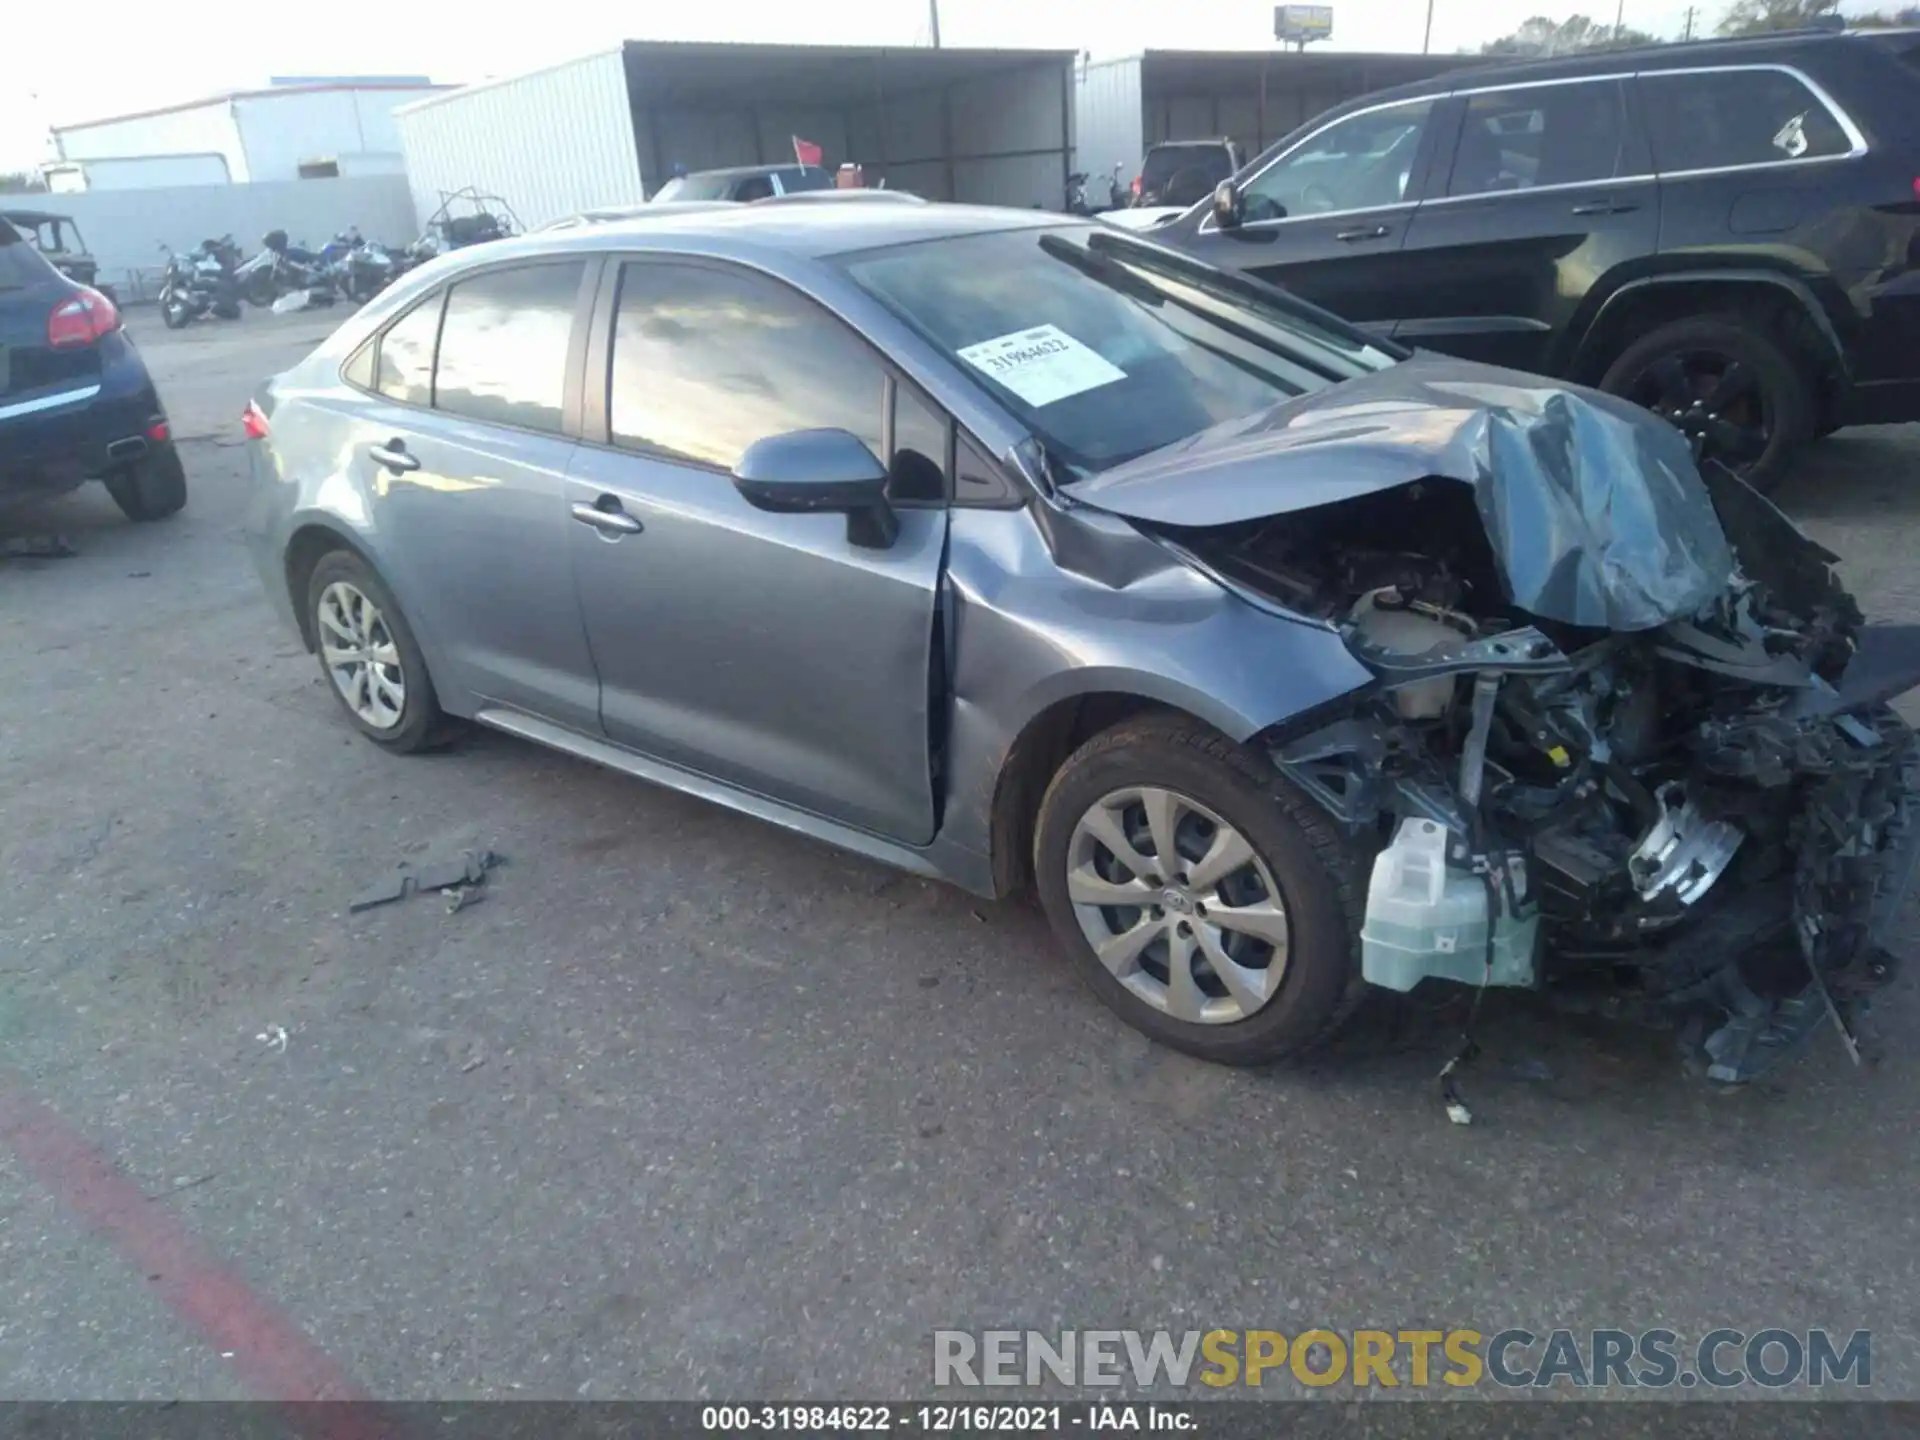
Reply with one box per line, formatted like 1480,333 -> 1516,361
1347,591 -> 1461,719
1628,783 -> 1744,905
1360,818 -> 1538,992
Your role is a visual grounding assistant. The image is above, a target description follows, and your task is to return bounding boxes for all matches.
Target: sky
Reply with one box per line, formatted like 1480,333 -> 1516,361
0,0 -> 1859,170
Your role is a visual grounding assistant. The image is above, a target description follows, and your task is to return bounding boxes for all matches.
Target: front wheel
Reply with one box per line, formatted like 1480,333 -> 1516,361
1034,716 -> 1368,1066
244,270 -> 277,307
159,286 -> 190,329
1599,315 -> 1814,494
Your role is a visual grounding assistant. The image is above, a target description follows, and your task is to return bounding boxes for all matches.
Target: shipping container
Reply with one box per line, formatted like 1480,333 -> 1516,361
395,42 -> 1079,229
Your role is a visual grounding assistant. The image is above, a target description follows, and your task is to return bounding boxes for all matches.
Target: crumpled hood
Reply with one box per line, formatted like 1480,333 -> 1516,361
1062,352 -> 1736,632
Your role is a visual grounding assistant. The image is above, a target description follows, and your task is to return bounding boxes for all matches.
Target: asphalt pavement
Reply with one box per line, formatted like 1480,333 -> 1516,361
2,309 -> 1919,1401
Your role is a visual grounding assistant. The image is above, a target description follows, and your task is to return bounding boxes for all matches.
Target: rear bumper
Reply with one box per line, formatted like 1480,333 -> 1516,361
0,331 -> 166,506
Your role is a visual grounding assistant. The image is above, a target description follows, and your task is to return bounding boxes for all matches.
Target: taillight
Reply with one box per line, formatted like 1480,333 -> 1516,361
1131,176 -> 1142,195
146,419 -> 171,444
1913,176 -> 1920,201
242,401 -> 271,440
47,288 -> 119,348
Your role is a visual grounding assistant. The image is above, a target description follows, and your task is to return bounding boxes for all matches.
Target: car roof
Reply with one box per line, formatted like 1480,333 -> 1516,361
478,202 -> 1069,264
1337,26 -> 1872,106
0,208 -> 71,225
682,162 -> 815,179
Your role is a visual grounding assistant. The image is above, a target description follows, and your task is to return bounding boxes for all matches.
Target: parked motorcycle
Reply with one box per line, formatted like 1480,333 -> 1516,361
236,229 -> 335,308
156,237 -> 243,329
1065,163 -> 1126,216
323,227 -> 407,303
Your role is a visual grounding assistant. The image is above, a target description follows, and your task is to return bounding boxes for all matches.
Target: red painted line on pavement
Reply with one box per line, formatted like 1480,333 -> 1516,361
0,1077 -> 386,1434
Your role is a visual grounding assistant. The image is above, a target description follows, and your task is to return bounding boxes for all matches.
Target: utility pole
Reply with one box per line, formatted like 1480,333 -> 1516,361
1613,0 -> 1625,40
1422,0 -> 1435,53
1681,4 -> 1695,38
929,0 -> 941,47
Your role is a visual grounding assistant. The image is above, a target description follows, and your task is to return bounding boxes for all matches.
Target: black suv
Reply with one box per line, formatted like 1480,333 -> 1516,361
1155,27 -> 1920,488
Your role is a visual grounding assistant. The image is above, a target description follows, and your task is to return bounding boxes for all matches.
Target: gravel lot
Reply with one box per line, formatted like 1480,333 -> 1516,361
3,310 -> 1920,1401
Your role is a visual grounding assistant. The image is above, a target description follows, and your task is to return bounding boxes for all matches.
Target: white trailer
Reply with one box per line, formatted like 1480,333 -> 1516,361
396,41 -> 1079,230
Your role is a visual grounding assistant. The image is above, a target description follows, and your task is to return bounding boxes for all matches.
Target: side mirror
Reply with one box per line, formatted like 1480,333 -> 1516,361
732,428 -> 898,549
1212,180 -> 1244,228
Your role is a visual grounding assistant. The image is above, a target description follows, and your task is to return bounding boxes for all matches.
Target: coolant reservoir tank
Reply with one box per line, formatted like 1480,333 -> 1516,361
1348,591 -> 1461,719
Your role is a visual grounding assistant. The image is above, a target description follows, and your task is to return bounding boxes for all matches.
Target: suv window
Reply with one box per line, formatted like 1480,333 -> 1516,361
1239,98 -> 1434,223
777,167 -> 836,194
376,294 -> 443,406
433,262 -> 584,433
1447,80 -> 1628,196
609,261 -> 886,469
732,175 -> 777,202
1141,144 -> 1237,206
1639,68 -> 1853,174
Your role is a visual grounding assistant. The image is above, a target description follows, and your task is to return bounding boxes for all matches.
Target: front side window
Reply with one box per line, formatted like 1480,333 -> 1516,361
433,262 -> 584,434
376,294 -> 442,406
844,224 -> 1396,476
609,261 -> 886,469
1447,80 -> 1629,196
1239,98 -> 1434,222
1639,68 -> 1853,174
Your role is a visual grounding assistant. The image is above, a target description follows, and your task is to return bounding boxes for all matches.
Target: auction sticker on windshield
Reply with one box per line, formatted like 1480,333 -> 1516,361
956,325 -> 1126,407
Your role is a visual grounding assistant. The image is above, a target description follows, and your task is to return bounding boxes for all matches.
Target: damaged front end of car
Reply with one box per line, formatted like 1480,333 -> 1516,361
1069,357 -> 1920,1082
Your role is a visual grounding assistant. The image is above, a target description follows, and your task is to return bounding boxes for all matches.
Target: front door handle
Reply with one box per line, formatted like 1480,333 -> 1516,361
571,498 -> 644,536
1334,223 -> 1393,242
1569,199 -> 1639,216
367,439 -> 419,473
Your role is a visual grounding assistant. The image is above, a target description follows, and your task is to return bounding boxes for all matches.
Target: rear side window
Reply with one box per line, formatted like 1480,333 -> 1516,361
376,294 -> 442,406
433,261 -> 584,433
779,167 -> 836,193
1639,68 -> 1854,174
732,175 -> 777,202
1447,80 -> 1628,196
608,261 -> 886,470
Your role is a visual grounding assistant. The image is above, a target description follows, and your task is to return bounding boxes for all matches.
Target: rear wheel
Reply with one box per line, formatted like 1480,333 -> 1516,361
104,449 -> 187,521
305,550 -> 444,753
1034,715 -> 1368,1066
1599,315 -> 1814,494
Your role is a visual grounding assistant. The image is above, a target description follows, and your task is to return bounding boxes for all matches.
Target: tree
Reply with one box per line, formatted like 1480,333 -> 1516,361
1716,0 -> 1837,34
0,170 -> 48,195
1481,14 -> 1658,55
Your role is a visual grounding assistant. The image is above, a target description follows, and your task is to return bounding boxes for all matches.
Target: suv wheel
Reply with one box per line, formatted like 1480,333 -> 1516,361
305,550 -> 445,753
1033,716 -> 1368,1066
1600,315 -> 1814,494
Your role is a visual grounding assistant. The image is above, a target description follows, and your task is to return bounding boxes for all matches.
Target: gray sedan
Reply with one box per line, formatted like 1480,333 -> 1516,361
242,203 -> 1919,1081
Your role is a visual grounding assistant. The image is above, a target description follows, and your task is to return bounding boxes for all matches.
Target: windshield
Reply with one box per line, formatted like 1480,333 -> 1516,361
841,224 -> 1398,475
653,174 -> 733,202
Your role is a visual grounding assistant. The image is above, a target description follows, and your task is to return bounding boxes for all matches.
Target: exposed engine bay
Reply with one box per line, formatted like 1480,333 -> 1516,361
1171,468 -> 1920,1084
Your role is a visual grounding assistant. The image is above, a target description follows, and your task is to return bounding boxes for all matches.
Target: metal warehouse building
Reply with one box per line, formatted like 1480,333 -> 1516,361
1074,49 -> 1477,186
395,43 -> 1079,229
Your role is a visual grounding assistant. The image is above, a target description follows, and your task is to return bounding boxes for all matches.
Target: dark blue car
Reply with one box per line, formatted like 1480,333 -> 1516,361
1,216 -> 186,521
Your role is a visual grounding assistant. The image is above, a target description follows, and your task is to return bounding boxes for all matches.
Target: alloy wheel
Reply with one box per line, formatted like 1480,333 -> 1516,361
316,581 -> 406,730
1624,349 -> 1771,471
1065,786 -> 1290,1025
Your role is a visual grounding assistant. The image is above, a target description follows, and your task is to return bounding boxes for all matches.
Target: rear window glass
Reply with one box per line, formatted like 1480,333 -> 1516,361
433,261 -> 583,433
1448,80 -> 1628,195
1639,68 -> 1853,173
376,294 -> 442,406
0,222 -> 52,289
1141,146 -> 1233,193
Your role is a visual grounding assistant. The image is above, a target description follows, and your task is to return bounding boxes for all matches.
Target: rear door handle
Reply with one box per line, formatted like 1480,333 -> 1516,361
571,498 -> 644,536
1569,199 -> 1639,216
1334,223 -> 1393,242
367,439 -> 419,473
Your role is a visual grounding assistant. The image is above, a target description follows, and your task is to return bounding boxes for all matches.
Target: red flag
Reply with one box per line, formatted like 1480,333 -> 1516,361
792,136 -> 823,168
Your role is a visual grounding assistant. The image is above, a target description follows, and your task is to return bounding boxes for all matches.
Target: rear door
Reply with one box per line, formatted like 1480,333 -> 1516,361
339,260 -> 602,730
1168,95 -> 1446,338
1395,76 -> 1658,373
565,256 -> 947,844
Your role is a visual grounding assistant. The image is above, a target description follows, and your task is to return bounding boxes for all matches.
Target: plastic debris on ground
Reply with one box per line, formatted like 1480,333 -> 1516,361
349,847 -> 500,913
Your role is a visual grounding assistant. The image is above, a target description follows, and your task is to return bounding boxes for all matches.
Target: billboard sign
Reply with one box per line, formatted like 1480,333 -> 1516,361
1274,4 -> 1334,43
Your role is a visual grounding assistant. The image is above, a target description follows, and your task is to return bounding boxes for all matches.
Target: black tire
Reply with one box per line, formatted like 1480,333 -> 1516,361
104,448 -> 187,521
1033,715 -> 1370,1066
304,550 -> 446,754
1598,314 -> 1815,495
159,287 -> 190,330
245,271 -> 277,308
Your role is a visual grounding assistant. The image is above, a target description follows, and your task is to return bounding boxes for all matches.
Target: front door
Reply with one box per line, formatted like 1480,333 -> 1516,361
1164,95 -> 1445,338
566,258 -> 947,845
1395,78 -> 1659,374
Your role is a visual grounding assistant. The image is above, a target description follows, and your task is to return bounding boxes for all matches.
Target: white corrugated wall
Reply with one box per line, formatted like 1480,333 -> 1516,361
1074,57 -> 1146,194
394,50 -> 643,231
